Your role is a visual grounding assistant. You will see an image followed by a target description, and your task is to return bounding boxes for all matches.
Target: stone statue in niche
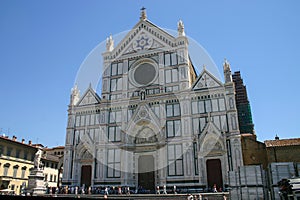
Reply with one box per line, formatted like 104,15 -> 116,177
140,89 -> 146,100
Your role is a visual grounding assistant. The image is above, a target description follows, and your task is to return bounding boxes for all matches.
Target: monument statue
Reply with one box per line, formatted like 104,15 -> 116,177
34,148 -> 42,170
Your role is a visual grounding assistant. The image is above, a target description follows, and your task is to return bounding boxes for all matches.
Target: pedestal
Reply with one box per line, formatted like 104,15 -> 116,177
27,169 -> 46,195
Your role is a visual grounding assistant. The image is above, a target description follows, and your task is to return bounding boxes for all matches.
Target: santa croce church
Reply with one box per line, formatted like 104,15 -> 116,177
62,9 -> 243,192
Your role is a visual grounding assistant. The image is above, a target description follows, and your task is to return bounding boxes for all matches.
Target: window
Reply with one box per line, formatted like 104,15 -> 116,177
3,163 -> 10,176
90,114 -> 95,125
219,98 -> 226,111
213,116 -> 221,130
75,115 -> 80,127
166,120 -> 181,137
127,107 -> 136,121
193,143 -> 198,175
199,101 -> 205,113
211,115 -> 228,132
192,99 -> 220,114
21,166 -> 27,179
23,151 -> 28,160
164,52 -> 177,66
212,99 -> 218,112
16,149 -> 21,158
192,117 -> 207,134
166,103 -> 180,117
0,145 -> 3,155
221,115 -> 228,131
109,110 -> 122,123
110,78 -> 122,92
45,173 -> 48,181
50,174 -> 53,182
86,114 -> 90,126
146,88 -> 160,95
13,165 -> 19,178
165,69 -> 179,83
107,149 -> 121,178
54,175 -> 57,182
168,144 -> 183,176
7,147 -> 12,156
108,126 -> 121,142
165,85 -> 179,92
151,105 -> 160,118
80,115 -> 86,127
111,62 -> 123,76
31,154 -> 35,161
205,100 -> 212,113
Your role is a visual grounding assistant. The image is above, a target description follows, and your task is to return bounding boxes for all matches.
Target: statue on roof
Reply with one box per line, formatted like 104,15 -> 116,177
70,84 -> 80,105
178,20 -> 185,36
106,34 -> 114,52
140,7 -> 147,20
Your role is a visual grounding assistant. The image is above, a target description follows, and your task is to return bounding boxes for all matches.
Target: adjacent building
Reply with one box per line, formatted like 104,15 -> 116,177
63,9 -> 244,191
0,135 -> 36,195
265,137 -> 300,164
43,146 -> 64,188
0,135 -> 63,194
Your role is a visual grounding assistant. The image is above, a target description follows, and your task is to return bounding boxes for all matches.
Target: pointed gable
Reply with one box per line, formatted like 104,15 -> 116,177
111,19 -> 176,59
192,68 -> 223,90
77,86 -> 101,106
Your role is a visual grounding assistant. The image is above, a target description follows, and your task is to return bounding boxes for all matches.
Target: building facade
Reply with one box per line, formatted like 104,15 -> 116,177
0,135 -> 63,194
63,9 -> 243,191
0,136 -> 37,195
43,146 -> 64,189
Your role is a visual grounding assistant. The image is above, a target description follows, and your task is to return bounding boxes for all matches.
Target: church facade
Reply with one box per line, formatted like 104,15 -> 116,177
62,9 -> 243,191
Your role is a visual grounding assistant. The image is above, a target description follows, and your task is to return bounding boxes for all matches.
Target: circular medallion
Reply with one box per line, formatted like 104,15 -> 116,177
133,33 -> 153,51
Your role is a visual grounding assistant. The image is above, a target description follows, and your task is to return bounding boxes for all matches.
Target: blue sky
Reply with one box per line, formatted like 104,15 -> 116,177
0,1 -> 299,147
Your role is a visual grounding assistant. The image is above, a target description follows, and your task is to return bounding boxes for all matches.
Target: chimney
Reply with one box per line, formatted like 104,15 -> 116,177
22,139 -> 25,144
28,140 -> 32,145
275,134 -> 279,140
12,135 -> 17,141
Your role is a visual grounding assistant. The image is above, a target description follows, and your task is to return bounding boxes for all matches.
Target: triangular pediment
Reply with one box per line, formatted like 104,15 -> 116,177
110,19 -> 177,59
198,119 -> 225,155
126,102 -> 163,141
192,69 -> 223,90
77,132 -> 94,158
77,86 -> 101,106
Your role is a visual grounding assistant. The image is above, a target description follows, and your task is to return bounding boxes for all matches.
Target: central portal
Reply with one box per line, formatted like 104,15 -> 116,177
206,159 -> 223,191
138,155 -> 155,192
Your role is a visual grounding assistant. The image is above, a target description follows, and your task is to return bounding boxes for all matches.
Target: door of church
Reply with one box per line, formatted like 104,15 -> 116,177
206,159 -> 223,191
81,165 -> 92,187
138,155 -> 155,192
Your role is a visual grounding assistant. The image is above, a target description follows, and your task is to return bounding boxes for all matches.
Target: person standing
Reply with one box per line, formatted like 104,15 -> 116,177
156,185 -> 160,194
163,185 -> 167,194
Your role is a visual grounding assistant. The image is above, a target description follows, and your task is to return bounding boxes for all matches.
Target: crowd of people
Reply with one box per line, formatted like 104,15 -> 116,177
45,184 -> 227,197
45,185 -> 135,195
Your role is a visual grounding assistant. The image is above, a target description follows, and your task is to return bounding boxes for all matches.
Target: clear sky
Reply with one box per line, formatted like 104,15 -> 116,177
0,1 -> 299,147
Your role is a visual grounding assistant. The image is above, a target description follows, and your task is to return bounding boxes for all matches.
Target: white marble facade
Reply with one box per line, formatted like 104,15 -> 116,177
63,10 -> 243,191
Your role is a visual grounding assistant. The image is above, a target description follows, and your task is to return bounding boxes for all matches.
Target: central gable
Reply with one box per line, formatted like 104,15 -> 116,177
111,20 -> 177,59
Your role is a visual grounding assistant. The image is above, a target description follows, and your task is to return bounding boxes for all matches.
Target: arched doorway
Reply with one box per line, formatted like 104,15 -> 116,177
138,155 -> 155,191
206,159 -> 223,191
80,165 -> 92,187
